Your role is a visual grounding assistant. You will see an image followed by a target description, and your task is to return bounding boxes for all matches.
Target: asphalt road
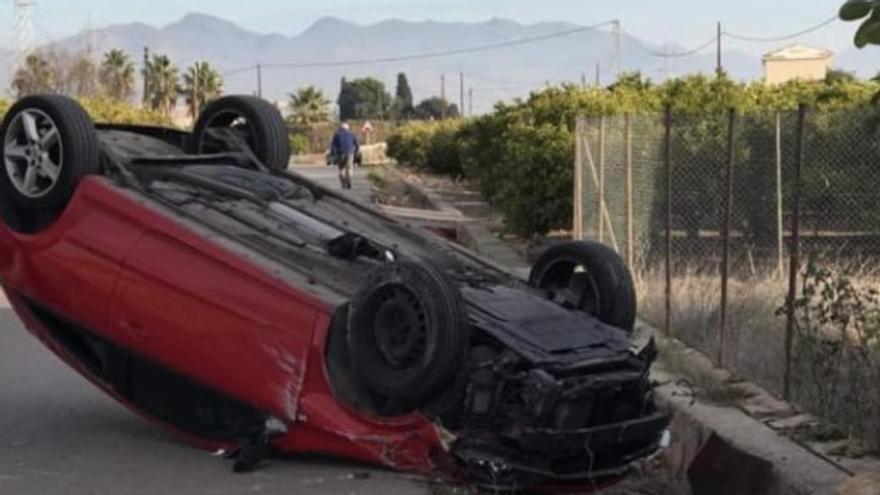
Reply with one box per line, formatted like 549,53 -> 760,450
292,163 -> 373,204
0,184 -> 430,495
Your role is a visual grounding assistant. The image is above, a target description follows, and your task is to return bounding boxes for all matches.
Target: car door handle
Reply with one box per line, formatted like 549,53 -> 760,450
120,320 -> 151,342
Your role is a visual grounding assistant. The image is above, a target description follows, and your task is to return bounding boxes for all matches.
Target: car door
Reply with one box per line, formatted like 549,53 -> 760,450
110,228 -> 318,422
2,179 -> 147,335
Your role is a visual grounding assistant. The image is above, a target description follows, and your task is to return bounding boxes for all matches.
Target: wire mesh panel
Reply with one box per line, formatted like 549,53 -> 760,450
577,114 -> 665,268
787,108 -> 880,450
575,107 -> 880,420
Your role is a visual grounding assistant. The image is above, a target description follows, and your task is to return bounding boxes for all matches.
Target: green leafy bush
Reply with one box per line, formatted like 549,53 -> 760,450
0,97 -> 169,126
289,133 -> 311,155
386,73 -> 878,238
79,97 -> 171,125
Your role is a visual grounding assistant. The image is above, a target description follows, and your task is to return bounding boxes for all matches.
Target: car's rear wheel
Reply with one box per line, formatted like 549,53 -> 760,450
0,95 -> 100,233
190,95 -> 290,171
529,240 -> 637,332
347,261 -> 470,415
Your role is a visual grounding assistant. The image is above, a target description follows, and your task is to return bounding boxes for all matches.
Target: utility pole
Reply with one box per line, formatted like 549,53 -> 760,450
192,62 -> 200,119
716,21 -> 723,76
581,73 -> 587,87
12,0 -> 36,74
595,62 -> 601,86
256,62 -> 263,98
612,20 -> 621,78
440,74 -> 446,119
459,71 -> 464,117
142,46 -> 150,107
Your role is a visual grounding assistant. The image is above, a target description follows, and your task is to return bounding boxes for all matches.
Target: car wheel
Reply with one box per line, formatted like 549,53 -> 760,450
347,261 -> 470,414
190,95 -> 290,171
529,240 -> 637,332
0,95 -> 100,233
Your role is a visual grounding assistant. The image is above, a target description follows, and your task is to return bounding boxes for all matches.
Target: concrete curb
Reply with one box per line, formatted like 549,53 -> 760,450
653,363 -> 849,495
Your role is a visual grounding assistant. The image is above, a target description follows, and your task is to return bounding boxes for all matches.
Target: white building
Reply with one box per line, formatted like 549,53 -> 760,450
763,44 -> 833,85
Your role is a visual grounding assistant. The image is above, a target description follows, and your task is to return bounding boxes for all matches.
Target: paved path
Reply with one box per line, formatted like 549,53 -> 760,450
292,163 -> 373,205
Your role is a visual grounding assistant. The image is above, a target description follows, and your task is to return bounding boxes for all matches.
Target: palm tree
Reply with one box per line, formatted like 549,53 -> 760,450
286,86 -> 330,128
181,61 -> 223,118
99,49 -> 136,101
145,54 -> 179,118
11,52 -> 58,97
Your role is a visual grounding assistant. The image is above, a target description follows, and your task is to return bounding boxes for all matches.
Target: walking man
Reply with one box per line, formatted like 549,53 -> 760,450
329,123 -> 359,189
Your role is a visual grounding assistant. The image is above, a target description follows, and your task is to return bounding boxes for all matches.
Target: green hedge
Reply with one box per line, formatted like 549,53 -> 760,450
0,97 -> 170,126
387,120 -> 464,176
386,73 -> 879,238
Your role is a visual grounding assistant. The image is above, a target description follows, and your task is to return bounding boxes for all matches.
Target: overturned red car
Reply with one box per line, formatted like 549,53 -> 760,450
0,94 -> 669,491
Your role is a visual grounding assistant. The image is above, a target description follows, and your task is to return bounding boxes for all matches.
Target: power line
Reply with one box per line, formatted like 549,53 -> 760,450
723,15 -> 838,42
221,20 -> 615,75
627,34 -> 719,59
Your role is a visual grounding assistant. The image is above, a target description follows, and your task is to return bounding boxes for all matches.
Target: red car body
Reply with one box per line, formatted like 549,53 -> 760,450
1,176 -> 446,469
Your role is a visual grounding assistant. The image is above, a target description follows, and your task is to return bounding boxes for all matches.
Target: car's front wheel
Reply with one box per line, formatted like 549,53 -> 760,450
529,240 -> 637,332
0,95 -> 100,233
347,261 -> 470,415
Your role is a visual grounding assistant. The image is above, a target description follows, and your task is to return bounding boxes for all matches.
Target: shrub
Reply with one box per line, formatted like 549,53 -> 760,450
385,73 -> 880,238
0,97 -> 169,126
492,122 -> 573,237
387,121 -> 432,167
289,133 -> 311,155
79,97 -> 171,126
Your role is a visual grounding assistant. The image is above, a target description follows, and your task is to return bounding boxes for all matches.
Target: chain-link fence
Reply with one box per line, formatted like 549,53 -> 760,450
575,107 -> 880,448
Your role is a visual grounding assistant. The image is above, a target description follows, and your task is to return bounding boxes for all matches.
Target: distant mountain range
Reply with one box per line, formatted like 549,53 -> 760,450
1,13 -> 875,113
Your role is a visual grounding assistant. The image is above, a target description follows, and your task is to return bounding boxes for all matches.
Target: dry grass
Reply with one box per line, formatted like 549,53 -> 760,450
636,268 -> 787,392
637,263 -> 880,451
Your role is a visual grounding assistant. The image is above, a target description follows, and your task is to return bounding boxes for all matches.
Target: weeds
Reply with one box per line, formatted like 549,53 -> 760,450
637,261 -> 880,452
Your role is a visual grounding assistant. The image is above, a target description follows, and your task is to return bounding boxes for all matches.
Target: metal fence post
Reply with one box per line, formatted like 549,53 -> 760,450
625,113 -> 634,268
598,115 -> 606,243
784,104 -> 806,400
718,108 -> 736,368
775,111 -> 785,278
574,116 -> 585,241
664,108 -> 673,336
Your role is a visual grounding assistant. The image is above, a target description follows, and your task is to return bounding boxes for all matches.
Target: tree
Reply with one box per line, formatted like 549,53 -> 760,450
607,71 -> 652,92
181,61 -> 223,118
337,77 -> 392,120
63,51 -> 99,98
286,86 -> 330,127
392,72 -> 414,119
99,49 -> 136,101
144,54 -> 179,118
825,69 -> 857,85
413,97 -> 459,120
11,52 -> 59,97
840,0 -> 880,47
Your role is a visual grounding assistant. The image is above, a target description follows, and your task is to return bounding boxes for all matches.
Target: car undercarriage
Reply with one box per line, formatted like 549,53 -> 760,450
0,94 -> 669,491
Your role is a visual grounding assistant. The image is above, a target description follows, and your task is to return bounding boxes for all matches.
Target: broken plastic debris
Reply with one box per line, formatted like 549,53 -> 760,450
660,430 -> 672,449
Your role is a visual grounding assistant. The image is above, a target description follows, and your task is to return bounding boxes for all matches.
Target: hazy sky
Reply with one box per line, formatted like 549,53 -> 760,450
0,0 -> 856,55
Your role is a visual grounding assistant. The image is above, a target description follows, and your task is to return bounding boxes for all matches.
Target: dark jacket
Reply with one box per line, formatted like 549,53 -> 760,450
330,128 -> 359,159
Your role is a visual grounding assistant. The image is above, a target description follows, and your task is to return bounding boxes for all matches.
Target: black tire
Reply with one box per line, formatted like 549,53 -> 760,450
190,95 -> 290,171
528,240 -> 637,332
0,95 -> 99,233
347,261 -> 470,414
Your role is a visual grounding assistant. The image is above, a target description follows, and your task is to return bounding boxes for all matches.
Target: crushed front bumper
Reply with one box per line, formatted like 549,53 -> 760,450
449,411 -> 671,489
